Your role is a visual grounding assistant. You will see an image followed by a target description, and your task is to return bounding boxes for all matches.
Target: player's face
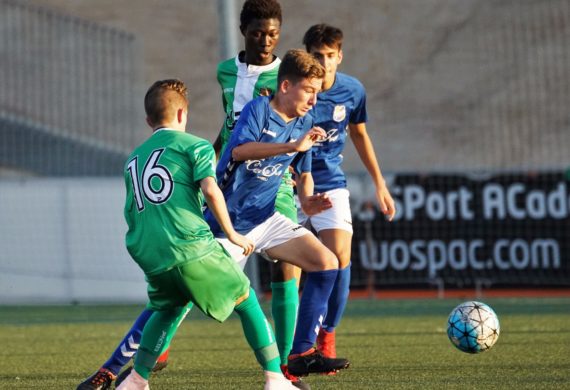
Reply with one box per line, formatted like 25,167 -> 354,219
308,45 -> 343,88
284,77 -> 322,117
242,18 -> 281,66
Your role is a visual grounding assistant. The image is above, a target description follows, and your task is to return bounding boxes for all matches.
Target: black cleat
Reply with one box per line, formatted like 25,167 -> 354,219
152,360 -> 169,372
288,348 -> 350,377
76,368 -> 116,390
114,367 -> 132,389
281,364 -> 311,390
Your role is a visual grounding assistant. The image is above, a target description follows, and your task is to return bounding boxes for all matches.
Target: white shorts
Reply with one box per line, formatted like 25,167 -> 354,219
216,211 -> 310,269
296,188 -> 353,234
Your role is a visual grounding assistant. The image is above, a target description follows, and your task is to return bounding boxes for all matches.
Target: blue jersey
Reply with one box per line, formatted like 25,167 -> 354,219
309,72 -> 367,192
206,96 -> 312,236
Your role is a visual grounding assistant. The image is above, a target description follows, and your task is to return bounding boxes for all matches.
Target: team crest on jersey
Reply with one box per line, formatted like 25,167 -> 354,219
333,105 -> 346,122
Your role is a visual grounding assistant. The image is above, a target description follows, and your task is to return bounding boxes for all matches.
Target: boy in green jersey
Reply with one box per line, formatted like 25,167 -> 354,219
213,1 -> 306,388
116,79 -> 296,390
77,2 -> 306,389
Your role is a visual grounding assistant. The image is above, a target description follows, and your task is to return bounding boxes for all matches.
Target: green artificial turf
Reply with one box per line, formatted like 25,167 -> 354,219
0,298 -> 568,389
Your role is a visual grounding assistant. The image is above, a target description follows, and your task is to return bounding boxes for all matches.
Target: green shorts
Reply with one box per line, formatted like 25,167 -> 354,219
145,243 -> 249,322
275,181 -> 298,223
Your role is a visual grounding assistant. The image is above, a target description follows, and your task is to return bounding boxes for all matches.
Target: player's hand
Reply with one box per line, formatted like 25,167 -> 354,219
287,166 -> 297,188
295,126 -> 326,152
228,232 -> 255,256
376,185 -> 396,221
301,193 -> 333,216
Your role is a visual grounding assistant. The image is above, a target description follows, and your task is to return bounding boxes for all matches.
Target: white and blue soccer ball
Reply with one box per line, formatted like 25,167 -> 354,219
446,301 -> 500,354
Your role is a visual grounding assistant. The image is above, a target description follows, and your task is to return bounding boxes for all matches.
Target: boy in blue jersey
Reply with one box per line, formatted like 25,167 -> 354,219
300,24 -> 396,361
213,2 -> 308,387
206,48 -> 350,378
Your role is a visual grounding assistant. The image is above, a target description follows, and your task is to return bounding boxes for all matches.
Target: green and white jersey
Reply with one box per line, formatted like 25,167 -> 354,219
217,53 -> 281,157
123,129 -> 220,276
216,54 -> 296,210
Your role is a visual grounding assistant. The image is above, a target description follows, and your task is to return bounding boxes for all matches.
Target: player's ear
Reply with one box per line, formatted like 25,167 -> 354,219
146,117 -> 153,128
280,79 -> 290,94
338,49 -> 343,65
176,108 -> 185,123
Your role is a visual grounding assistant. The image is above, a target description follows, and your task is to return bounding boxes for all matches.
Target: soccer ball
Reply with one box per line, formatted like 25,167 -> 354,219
446,301 -> 500,353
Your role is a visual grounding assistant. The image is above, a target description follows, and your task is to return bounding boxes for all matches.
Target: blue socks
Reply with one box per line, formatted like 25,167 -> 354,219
290,269 -> 338,355
103,308 -> 153,375
323,263 -> 351,332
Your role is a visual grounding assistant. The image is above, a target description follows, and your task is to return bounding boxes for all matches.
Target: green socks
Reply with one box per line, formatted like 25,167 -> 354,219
134,303 -> 192,379
271,278 -> 299,365
235,288 -> 281,373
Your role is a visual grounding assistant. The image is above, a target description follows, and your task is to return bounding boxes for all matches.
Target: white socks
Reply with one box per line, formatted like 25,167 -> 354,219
115,369 -> 150,390
263,370 -> 296,390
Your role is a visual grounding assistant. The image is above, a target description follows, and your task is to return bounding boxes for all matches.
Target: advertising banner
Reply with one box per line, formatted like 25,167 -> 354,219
353,172 -> 570,288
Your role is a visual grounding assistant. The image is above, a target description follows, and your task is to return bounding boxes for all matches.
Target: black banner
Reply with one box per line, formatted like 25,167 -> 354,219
352,172 -> 570,288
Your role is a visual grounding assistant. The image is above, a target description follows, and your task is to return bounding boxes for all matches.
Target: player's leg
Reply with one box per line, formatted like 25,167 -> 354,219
316,229 -> 351,359
233,287 -> 298,389
308,188 -> 353,360
77,309 -> 153,390
116,263 -> 201,389
272,187 -> 309,388
271,262 -> 300,363
260,222 -> 349,376
271,262 -> 311,389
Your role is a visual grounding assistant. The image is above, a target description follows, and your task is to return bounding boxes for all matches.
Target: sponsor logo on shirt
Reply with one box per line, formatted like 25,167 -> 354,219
245,159 -> 284,180
315,128 -> 339,145
333,105 -> 346,122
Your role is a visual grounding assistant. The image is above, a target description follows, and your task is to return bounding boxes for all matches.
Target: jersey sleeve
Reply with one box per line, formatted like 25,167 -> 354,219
233,98 -> 265,145
350,81 -> 368,124
292,151 -> 311,175
190,141 -> 217,183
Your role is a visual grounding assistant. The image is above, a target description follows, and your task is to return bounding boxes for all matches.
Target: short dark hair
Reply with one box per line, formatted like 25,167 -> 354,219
240,0 -> 282,31
144,79 -> 188,126
303,23 -> 344,51
277,49 -> 325,86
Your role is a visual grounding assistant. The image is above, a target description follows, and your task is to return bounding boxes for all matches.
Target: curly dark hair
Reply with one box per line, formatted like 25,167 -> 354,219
303,23 -> 344,51
240,0 -> 282,31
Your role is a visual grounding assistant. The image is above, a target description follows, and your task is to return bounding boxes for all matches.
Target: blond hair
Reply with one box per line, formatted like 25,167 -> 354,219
144,79 -> 188,126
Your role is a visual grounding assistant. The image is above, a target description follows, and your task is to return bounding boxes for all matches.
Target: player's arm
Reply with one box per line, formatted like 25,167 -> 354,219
231,126 -> 326,161
200,176 -> 254,255
296,171 -> 332,216
348,122 -> 396,221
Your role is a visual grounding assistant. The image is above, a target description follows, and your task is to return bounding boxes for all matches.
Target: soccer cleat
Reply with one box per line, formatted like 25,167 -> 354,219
287,348 -> 349,377
115,369 -> 149,390
281,364 -> 311,390
152,360 -> 168,372
316,328 -> 336,358
76,368 -> 116,390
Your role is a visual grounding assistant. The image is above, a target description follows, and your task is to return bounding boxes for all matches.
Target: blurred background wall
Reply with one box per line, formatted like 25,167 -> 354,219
1,0 -> 568,303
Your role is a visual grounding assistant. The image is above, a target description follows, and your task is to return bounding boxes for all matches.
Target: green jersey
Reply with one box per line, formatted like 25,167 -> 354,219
217,54 -> 281,157
124,129 -> 219,276
216,54 -> 296,210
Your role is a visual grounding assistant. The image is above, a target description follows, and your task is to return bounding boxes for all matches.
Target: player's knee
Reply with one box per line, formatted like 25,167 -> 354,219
313,246 -> 339,271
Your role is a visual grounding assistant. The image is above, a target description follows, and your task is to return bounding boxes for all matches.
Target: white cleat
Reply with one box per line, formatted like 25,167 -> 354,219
264,370 -> 297,390
115,369 -> 150,390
